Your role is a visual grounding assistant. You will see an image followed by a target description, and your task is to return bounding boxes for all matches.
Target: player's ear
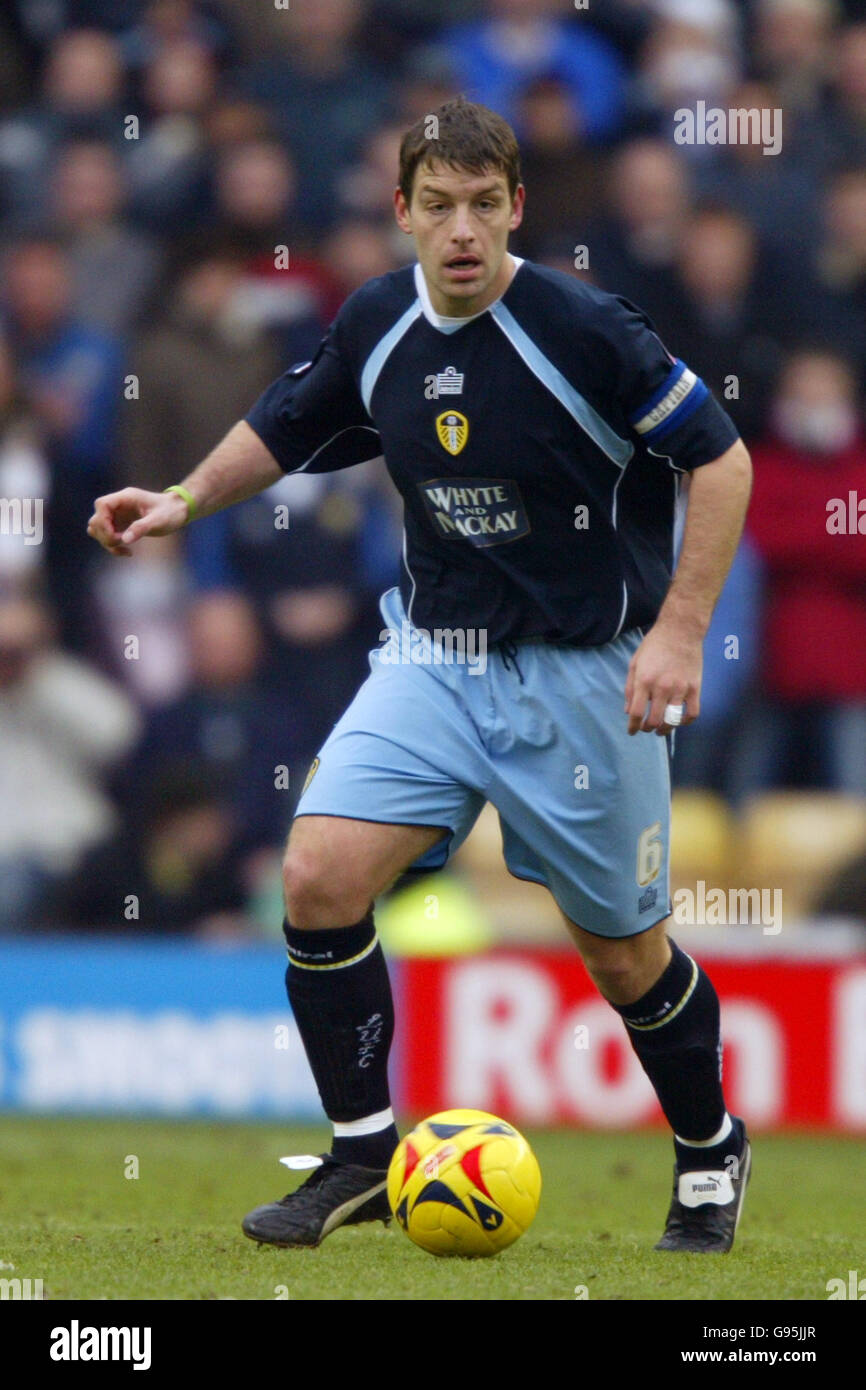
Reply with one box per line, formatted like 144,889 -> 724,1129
508,184 -> 526,232
394,187 -> 412,234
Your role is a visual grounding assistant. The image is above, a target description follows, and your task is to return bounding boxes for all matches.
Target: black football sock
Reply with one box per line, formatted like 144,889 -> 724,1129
609,939 -> 735,1171
283,913 -> 399,1169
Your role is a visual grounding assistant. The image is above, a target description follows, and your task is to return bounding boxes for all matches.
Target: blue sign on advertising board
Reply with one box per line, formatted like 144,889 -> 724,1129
0,937 -> 325,1118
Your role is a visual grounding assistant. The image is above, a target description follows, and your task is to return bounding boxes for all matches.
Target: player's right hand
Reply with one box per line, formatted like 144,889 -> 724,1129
87,487 -> 190,557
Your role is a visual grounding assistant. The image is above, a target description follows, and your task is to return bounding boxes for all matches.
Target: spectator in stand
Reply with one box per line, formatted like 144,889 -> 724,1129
691,77 -> 824,258
826,21 -> 866,163
121,244 -> 283,494
0,594 -> 139,932
439,0 -> 627,143
582,137 -> 692,323
806,165 -> 866,389
58,764 -> 252,936
50,138 -> 163,336
209,137 -> 340,350
751,0 -> 836,120
212,0 -> 313,62
783,12 -> 866,166
323,220 -> 402,299
121,0 -> 238,70
203,94 -> 272,154
92,531 -> 192,708
210,138 -> 298,259
395,48 -> 461,127
737,348 -> 866,799
335,123 -> 415,266
121,590 -> 308,856
650,204 -> 793,442
0,28 -> 127,232
337,122 -> 406,223
670,533 -> 763,797
510,75 -> 600,261
238,0 -> 394,232
2,235 -> 124,652
632,0 -> 741,142
125,37 -> 218,234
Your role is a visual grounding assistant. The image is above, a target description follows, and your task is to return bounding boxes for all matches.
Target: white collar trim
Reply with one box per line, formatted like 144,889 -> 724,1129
414,257 -> 524,333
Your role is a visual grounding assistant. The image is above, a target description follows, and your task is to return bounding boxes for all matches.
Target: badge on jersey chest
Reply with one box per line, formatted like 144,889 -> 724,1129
436,410 -> 469,456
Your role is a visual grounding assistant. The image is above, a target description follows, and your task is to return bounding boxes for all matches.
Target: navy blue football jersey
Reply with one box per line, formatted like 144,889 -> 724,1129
245,258 -> 739,646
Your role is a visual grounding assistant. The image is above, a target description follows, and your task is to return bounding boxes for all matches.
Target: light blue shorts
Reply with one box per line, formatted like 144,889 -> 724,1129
296,589 -> 671,938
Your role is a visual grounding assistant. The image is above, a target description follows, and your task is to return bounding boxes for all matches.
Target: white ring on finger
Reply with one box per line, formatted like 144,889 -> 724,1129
663,702 -> 685,727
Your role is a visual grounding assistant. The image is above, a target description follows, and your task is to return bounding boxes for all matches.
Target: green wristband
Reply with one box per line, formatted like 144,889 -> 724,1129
164,484 -> 197,522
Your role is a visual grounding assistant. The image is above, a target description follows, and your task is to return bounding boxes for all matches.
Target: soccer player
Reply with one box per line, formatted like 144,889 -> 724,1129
89,98 -> 753,1254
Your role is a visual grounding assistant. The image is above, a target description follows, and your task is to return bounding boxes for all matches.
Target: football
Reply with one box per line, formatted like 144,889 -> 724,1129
387,1108 -> 542,1257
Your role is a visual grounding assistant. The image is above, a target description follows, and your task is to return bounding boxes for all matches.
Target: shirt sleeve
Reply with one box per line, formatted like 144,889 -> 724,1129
244,316 -> 382,475
602,295 -> 740,471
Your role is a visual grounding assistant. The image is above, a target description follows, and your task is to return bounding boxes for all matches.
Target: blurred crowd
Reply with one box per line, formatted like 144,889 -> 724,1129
0,0 -> 865,935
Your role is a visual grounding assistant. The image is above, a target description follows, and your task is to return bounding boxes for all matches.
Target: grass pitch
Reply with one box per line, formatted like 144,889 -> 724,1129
0,1115 -> 861,1301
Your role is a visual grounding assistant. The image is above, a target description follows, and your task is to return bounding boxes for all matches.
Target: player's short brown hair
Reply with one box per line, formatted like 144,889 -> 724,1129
398,96 -> 522,206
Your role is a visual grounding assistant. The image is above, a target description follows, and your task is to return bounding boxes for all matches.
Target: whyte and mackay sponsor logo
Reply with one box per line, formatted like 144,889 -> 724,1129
418,477 -> 530,548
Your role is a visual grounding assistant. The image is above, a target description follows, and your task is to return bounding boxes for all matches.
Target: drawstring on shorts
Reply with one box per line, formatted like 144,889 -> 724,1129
498,640 -> 526,685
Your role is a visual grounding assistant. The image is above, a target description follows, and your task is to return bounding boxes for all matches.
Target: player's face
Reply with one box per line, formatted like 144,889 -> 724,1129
394,162 -> 525,316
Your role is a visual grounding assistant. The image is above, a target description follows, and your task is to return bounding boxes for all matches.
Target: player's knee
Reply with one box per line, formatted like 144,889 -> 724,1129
580,936 -> 660,1004
586,958 -> 642,1003
282,847 -> 370,929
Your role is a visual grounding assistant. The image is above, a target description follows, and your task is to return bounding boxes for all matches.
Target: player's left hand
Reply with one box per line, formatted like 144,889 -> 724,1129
625,623 -> 702,736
